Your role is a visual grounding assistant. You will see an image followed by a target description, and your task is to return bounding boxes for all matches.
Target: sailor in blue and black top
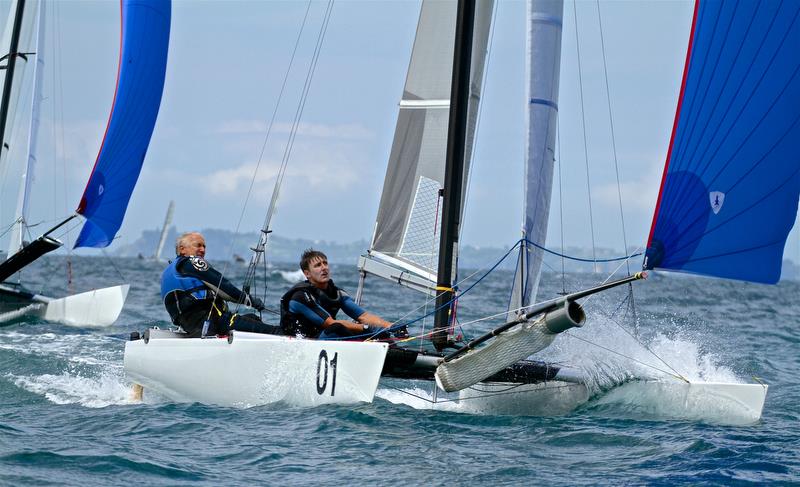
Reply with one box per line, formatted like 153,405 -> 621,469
161,232 -> 280,337
280,249 -> 399,339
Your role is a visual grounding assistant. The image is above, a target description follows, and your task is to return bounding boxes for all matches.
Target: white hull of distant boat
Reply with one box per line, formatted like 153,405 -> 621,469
0,283 -> 129,327
124,330 -> 389,407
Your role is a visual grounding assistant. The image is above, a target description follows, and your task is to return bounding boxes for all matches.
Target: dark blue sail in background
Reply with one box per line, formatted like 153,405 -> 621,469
74,0 -> 171,248
644,0 -> 800,284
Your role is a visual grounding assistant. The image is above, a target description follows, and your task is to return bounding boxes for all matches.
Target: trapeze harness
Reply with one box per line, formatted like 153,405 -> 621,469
161,256 -> 228,333
279,280 -> 364,338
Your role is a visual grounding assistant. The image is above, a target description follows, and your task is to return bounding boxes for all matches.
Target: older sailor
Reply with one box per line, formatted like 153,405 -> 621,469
161,232 -> 280,337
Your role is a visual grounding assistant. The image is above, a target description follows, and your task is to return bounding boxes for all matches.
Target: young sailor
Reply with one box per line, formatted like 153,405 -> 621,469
161,232 -> 280,337
280,249 -> 398,339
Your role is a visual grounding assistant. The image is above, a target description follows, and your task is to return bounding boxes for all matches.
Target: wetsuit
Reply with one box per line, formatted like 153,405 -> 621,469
280,280 -> 370,339
161,256 -> 280,337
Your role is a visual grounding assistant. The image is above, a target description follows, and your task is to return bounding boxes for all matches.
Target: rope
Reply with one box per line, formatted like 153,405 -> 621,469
595,0 -> 631,276
571,0 -> 598,272
524,238 -> 641,263
208,0 -> 333,322
241,0 -> 315,296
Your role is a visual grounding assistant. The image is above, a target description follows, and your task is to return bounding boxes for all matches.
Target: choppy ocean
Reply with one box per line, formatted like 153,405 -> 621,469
1,255 -> 798,485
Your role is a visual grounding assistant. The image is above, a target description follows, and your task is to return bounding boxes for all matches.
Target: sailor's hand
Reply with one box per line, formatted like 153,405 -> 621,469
392,325 -> 410,339
248,295 -> 265,311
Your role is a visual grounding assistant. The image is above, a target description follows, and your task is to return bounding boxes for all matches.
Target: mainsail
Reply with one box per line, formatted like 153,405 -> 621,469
358,0 -> 494,295
644,0 -> 800,284
74,0 -> 171,248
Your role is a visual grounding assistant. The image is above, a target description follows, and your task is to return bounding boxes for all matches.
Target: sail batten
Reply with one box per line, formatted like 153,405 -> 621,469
360,0 -> 494,291
645,0 -> 800,284
74,0 -> 171,249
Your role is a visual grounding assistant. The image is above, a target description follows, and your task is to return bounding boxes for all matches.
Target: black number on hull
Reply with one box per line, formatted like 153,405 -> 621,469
316,350 -> 339,396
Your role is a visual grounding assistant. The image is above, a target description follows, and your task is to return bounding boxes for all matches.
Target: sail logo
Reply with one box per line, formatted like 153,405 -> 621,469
709,191 -> 725,214
98,185 -> 105,196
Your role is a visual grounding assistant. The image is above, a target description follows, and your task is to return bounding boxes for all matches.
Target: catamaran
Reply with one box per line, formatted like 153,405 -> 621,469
126,0 -> 796,424
0,0 -> 170,326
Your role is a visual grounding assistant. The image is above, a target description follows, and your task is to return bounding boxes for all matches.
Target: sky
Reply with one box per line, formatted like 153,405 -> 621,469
1,0 -> 799,265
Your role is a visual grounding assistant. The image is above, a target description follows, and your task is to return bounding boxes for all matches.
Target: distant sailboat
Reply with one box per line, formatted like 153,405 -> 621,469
0,0 -> 171,326
152,200 -> 175,261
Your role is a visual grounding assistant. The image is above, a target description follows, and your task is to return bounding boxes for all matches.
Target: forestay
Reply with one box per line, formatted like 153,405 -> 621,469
644,0 -> 800,283
74,0 -> 171,248
359,0 -> 494,294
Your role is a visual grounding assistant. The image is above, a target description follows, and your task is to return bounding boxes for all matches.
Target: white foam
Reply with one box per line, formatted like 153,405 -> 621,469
277,269 -> 305,283
11,371 -> 140,408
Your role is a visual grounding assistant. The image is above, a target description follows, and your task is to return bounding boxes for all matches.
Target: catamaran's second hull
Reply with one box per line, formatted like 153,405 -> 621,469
124,330 -> 389,408
0,283 -> 128,327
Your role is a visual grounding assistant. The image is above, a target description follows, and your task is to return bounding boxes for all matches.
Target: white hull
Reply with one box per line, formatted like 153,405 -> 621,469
382,376 -> 765,424
596,379 -> 768,425
0,284 -> 128,327
124,330 -> 389,408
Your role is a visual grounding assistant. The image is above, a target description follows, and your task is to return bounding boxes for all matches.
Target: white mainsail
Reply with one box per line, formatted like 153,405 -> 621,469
508,0 -> 563,318
7,0 -> 45,257
358,0 -> 494,295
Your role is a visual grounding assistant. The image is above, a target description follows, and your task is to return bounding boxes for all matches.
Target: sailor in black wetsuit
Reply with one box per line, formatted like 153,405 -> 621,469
280,249 -> 396,339
161,232 -> 280,337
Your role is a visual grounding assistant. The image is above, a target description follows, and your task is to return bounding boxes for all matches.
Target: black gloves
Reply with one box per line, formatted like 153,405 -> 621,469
392,325 -> 410,339
247,295 -> 265,311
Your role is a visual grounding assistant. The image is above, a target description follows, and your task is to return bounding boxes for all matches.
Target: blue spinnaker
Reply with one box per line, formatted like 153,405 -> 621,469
74,0 -> 171,248
644,0 -> 800,284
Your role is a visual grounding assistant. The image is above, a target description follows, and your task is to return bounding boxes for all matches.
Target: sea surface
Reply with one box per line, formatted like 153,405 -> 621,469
0,255 -> 798,486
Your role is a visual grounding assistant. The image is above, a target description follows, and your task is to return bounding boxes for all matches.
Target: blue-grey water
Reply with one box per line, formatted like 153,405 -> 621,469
1,255 -> 798,485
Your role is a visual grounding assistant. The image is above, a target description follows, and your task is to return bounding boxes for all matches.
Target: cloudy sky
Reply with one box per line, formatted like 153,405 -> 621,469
1,0 -> 798,265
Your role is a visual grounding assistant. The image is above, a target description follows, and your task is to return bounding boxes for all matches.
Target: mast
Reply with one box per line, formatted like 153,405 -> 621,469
0,0 -> 26,166
508,0 -> 564,319
432,0 -> 475,351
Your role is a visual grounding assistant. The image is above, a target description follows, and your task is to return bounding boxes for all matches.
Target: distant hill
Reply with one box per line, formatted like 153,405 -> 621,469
115,227 -> 800,279
116,227 -> 645,273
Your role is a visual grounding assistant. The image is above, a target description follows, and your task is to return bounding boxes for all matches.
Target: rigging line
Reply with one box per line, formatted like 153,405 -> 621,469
573,276 -> 689,382
523,238 -> 641,263
54,0 -> 70,252
100,247 -> 126,282
241,0 -> 314,294
215,0 -> 333,321
563,329 -> 688,383
556,124 -> 565,293
578,245 -> 642,312
595,0 -> 630,276
333,240 -> 526,340
571,0 -> 597,273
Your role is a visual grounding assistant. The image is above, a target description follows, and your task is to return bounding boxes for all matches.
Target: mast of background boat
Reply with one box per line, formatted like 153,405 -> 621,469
9,0 -> 46,258
0,0 -> 26,181
153,200 -> 174,260
432,0 -> 475,351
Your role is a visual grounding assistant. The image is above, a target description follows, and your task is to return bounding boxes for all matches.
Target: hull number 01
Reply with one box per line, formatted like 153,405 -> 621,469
316,350 -> 338,396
